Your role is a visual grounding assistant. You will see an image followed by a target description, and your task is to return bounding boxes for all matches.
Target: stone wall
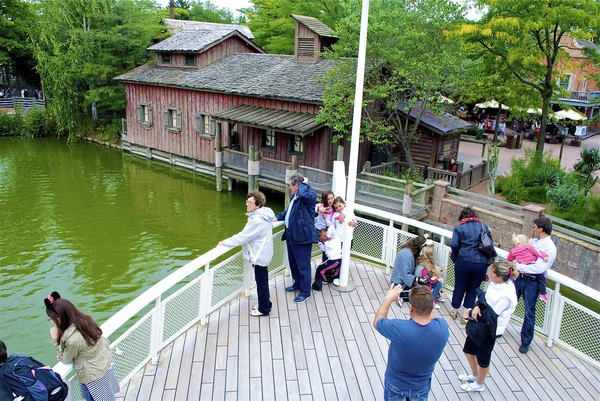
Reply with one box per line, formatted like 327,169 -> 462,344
428,181 -> 600,291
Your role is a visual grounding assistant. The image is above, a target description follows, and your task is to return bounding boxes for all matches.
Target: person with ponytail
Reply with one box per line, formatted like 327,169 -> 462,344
45,292 -> 119,401
458,262 -> 518,392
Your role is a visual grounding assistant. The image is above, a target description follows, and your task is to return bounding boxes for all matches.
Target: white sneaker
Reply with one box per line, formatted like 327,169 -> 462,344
332,279 -> 340,286
433,302 -> 441,309
461,382 -> 485,392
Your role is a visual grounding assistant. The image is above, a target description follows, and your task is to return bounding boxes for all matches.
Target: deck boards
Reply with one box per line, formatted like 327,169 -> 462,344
120,258 -> 600,401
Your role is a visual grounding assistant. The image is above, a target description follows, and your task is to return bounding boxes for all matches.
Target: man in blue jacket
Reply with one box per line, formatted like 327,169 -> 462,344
275,173 -> 318,303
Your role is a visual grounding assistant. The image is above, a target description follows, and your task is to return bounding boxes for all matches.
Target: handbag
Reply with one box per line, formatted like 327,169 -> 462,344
478,223 -> 497,259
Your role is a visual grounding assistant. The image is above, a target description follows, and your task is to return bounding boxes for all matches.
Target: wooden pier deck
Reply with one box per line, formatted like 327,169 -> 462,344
116,258 -> 600,401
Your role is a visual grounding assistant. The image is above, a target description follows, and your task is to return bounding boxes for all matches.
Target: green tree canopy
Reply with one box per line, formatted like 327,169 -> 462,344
0,0 -> 38,85
317,0 -> 468,167
188,0 -> 235,23
458,0 -> 600,155
31,0 -> 166,136
246,0 -> 345,54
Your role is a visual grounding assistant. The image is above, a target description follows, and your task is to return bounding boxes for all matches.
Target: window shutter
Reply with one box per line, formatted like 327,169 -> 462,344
176,110 -> 182,131
195,113 -> 201,133
148,105 -> 153,125
163,106 -> 169,128
136,105 -> 142,123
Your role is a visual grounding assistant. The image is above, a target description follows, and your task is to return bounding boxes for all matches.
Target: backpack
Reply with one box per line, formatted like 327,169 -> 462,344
0,355 -> 68,401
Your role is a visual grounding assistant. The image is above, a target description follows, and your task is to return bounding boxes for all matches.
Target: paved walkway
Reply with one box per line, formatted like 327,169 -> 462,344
116,258 -> 600,401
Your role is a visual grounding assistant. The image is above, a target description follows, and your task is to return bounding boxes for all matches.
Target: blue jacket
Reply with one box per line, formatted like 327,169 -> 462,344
451,220 -> 493,265
390,248 -> 416,287
276,182 -> 318,244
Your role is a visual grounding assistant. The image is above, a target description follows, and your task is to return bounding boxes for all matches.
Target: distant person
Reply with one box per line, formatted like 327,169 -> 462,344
373,285 -> 449,401
219,191 -> 275,317
312,226 -> 342,291
450,207 -> 494,324
20,88 -> 25,98
390,234 -> 428,306
459,262 -> 518,392
447,158 -> 458,173
45,291 -> 120,401
274,173 -> 318,303
513,217 -> 556,354
0,89 -> 4,98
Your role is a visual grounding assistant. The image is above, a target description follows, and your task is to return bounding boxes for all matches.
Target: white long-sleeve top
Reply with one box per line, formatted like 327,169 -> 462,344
321,234 -> 342,260
516,235 -> 557,275
332,210 -> 356,242
485,280 -> 518,336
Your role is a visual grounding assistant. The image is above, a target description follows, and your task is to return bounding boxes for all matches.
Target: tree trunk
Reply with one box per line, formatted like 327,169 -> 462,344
493,111 -> 500,142
537,95 -> 551,155
401,139 -> 415,169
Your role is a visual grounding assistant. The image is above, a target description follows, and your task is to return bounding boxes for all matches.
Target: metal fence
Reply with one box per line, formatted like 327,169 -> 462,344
0,97 -> 46,110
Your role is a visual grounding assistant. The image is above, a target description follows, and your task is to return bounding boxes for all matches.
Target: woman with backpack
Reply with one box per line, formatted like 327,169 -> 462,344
45,291 -> 119,401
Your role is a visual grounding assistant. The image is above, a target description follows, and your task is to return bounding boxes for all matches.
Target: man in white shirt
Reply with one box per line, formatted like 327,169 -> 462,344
514,217 -> 557,354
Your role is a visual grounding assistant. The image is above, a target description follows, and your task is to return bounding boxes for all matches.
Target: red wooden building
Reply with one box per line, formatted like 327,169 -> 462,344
115,15 -> 372,185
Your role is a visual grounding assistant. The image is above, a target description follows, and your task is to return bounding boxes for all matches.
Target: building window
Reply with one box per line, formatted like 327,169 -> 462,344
558,74 -> 572,90
185,54 -> 196,66
164,107 -> 181,132
260,129 -> 276,151
196,113 -> 212,137
161,53 -> 171,64
288,135 -> 303,156
137,103 -> 152,125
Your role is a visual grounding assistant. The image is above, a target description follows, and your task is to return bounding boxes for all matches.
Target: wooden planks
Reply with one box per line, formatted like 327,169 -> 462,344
121,258 -> 600,401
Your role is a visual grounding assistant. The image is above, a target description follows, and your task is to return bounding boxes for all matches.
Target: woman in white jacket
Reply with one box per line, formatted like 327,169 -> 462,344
219,192 -> 275,317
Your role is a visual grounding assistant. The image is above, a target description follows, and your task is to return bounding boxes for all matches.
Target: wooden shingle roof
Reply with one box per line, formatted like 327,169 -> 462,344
291,14 -> 337,38
162,18 -> 254,39
114,54 -> 335,104
147,29 -> 263,53
214,105 -> 323,135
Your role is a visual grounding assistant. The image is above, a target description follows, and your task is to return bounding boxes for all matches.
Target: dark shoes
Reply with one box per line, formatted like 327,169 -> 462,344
294,295 -> 310,303
285,286 -> 298,293
519,344 -> 530,354
311,283 -> 321,291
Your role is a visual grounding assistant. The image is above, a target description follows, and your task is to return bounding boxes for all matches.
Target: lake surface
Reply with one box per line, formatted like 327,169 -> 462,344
0,137 -> 283,363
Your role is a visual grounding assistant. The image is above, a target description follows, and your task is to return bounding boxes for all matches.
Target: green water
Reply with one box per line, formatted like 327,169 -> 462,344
0,137 -> 283,364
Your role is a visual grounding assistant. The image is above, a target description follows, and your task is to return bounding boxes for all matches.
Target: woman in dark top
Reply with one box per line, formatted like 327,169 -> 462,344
450,207 -> 494,324
448,158 -> 458,173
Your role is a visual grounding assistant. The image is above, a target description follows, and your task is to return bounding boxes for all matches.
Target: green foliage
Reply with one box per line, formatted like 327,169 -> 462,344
30,0 -> 166,138
553,195 -> 600,232
318,0 -> 467,168
573,147 -> 600,196
246,0 -> 344,54
546,174 -> 580,213
0,112 -> 21,136
531,167 -> 560,187
502,172 -> 527,204
0,109 -> 58,137
0,0 -> 39,85
385,168 -> 425,185
188,1 -> 235,23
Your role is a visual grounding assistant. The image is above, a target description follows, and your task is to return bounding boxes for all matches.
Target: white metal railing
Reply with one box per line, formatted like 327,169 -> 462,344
53,204 -> 600,400
0,97 -> 46,109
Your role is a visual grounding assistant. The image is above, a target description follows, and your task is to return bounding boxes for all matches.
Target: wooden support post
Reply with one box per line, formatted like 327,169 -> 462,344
401,180 -> 413,231
228,177 -> 233,191
253,149 -> 260,192
337,144 -> 344,161
248,145 -> 256,194
215,124 -> 223,192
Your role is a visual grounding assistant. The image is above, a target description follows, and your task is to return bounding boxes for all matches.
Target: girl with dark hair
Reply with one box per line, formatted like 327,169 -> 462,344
450,207 -> 495,324
45,292 -> 119,401
390,235 -> 428,306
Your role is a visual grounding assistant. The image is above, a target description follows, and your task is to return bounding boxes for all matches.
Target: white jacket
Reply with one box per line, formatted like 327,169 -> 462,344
222,207 -> 275,266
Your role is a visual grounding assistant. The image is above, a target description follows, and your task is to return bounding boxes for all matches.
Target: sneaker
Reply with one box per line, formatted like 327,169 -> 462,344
519,344 -> 530,354
332,279 -> 340,286
461,382 -> 485,392
539,294 -> 549,302
294,295 -> 310,303
311,283 -> 322,291
285,286 -> 298,293
433,302 -> 441,309
458,374 -> 477,383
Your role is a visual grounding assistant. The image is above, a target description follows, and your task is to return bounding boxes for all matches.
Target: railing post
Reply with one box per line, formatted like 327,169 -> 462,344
283,239 -> 291,277
385,219 -> 395,274
149,295 -> 164,365
546,282 -> 562,347
215,123 -> 223,192
243,259 -> 253,297
199,263 -> 214,326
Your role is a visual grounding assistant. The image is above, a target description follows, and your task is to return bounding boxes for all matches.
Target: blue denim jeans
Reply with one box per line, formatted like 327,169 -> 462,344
451,261 -> 488,309
514,274 -> 540,346
384,382 -> 429,401
80,384 -> 94,401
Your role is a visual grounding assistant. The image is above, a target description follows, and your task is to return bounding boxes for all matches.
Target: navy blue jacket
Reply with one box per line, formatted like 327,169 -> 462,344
276,182 -> 318,245
450,220 -> 493,265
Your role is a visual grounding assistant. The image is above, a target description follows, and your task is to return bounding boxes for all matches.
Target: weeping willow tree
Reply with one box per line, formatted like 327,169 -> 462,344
30,0 -> 166,137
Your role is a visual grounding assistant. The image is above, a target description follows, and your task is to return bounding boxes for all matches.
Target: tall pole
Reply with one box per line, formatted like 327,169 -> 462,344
339,0 -> 370,288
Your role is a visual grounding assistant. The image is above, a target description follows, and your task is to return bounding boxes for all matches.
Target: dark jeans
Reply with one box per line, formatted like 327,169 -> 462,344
451,261 -> 488,310
384,382 -> 429,401
514,274 -> 541,346
287,241 -> 313,297
254,264 -> 272,315
312,258 -> 341,290
431,281 -> 442,301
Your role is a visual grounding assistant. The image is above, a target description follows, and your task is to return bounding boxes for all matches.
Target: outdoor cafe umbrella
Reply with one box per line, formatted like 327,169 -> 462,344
475,100 -> 510,110
553,109 -> 586,121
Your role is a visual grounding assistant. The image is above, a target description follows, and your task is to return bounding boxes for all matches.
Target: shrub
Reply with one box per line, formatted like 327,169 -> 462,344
552,194 -> 600,231
502,172 -> 527,204
525,185 -> 548,204
546,175 -> 579,213
0,112 -> 21,136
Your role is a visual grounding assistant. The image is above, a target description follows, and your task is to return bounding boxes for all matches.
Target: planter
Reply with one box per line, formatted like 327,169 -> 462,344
569,140 -> 581,147
545,137 -> 559,144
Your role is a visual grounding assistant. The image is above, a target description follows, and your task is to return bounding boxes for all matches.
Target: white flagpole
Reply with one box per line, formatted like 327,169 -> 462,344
339,0 -> 370,288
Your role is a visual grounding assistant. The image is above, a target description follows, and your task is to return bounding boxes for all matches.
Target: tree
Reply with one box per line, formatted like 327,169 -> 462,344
245,0 -> 345,54
31,0 -> 166,136
458,0 -> 600,155
574,147 -> 600,196
175,0 -> 191,10
0,0 -> 38,86
188,1 -> 234,23
317,0 -> 467,168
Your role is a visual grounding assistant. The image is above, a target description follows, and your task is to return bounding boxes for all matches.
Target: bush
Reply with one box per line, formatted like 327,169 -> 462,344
546,174 -> 579,213
0,112 -> 21,136
0,109 -> 57,137
502,172 -> 527,204
525,185 -> 548,204
552,194 -> 600,231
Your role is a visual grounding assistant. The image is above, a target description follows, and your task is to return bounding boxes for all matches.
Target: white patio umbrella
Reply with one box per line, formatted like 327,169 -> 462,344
526,108 -> 543,114
553,109 -> 586,121
475,100 -> 510,110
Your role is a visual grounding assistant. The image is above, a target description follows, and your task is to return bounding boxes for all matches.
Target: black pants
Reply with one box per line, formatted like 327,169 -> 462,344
312,259 -> 341,291
254,265 -> 272,315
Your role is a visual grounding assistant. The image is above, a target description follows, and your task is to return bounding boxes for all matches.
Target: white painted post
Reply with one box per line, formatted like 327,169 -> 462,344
332,161 -> 347,197
283,240 -> 290,277
149,296 -> 164,365
199,264 -> 213,326
385,220 -> 394,274
243,259 -> 253,297
339,0 -> 370,288
546,282 -> 561,347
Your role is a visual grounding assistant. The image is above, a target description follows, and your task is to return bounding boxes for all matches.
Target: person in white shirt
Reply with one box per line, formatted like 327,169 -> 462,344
331,196 -> 357,242
513,217 -> 557,354
312,226 -> 342,291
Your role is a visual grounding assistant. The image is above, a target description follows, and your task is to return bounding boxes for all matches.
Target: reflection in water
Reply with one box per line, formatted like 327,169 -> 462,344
0,138 -> 283,363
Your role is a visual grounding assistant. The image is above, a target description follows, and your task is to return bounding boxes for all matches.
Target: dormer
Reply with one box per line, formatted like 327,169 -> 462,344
291,14 -> 338,63
148,29 -> 265,69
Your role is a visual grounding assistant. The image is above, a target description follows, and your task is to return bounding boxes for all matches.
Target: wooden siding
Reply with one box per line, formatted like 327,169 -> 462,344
125,84 -> 348,170
294,22 -> 321,63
